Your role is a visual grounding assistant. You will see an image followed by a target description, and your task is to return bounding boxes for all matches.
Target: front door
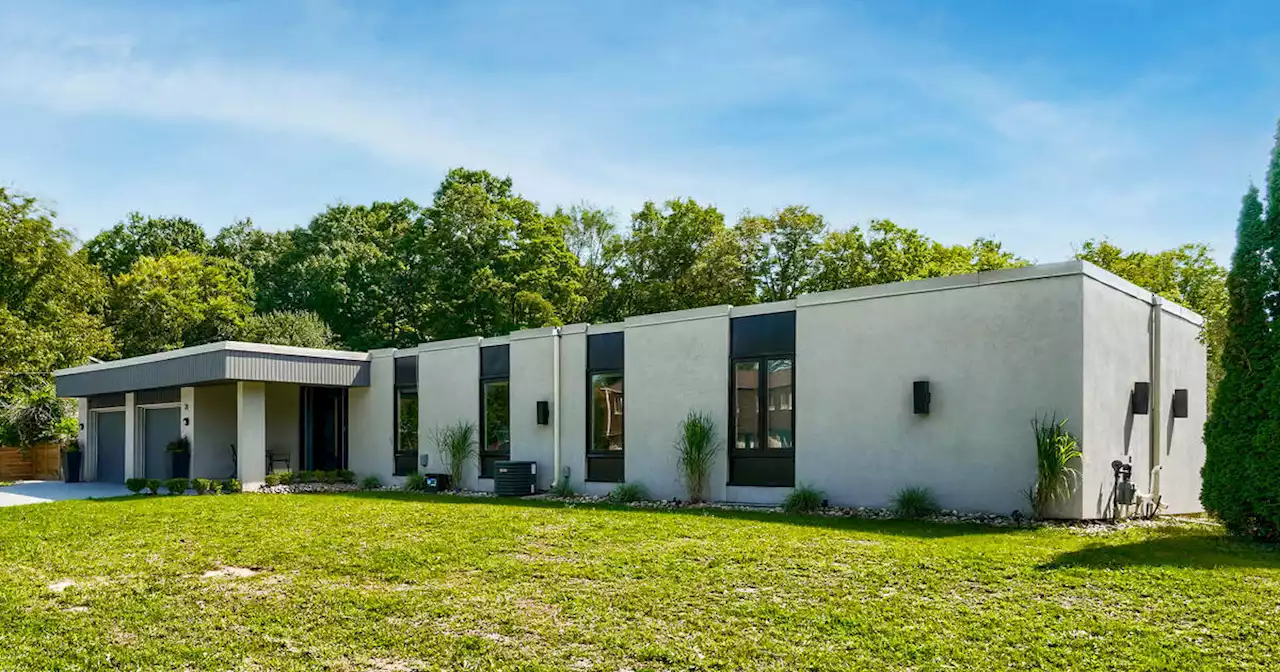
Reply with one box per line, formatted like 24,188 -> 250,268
302,387 -> 347,471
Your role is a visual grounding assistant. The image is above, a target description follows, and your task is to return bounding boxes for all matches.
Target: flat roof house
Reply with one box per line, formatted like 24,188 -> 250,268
54,260 -> 1207,519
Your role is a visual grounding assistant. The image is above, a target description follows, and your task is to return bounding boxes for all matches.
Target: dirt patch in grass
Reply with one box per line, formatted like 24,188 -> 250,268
201,565 -> 261,579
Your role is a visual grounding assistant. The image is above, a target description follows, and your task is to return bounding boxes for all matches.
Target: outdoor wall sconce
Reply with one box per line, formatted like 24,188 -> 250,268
183,417 -> 190,426
419,454 -> 430,468
913,380 -> 931,415
1131,382 -> 1150,415
536,401 -> 551,425
1172,388 -> 1189,419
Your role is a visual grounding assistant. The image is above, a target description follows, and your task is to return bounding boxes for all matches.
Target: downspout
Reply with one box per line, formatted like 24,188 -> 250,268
551,326 -> 562,490
1149,294 -> 1163,507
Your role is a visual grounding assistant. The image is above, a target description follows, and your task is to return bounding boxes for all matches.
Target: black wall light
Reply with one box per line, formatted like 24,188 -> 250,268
913,380 -> 931,415
1131,382 -> 1151,415
1172,388 -> 1189,418
536,401 -> 550,425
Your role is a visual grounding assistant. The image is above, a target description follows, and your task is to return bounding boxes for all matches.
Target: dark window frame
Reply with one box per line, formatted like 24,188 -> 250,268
479,376 -> 511,479
728,356 -> 795,488
393,386 -> 418,477
586,369 -> 625,483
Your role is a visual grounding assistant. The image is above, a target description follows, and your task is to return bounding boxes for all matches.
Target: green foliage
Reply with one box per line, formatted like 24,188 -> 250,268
741,205 -> 828,302
109,251 -> 255,357
433,420 -> 477,489
222,479 -> 242,494
0,384 -> 77,448
164,478 -> 189,495
404,473 -> 428,492
606,482 -> 650,504
125,478 -> 147,495
892,486 -> 941,519
145,479 -> 162,495
1205,142 -> 1280,539
277,471 -> 296,486
191,478 -> 212,495
1077,239 -> 1228,392
237,310 -> 336,349
550,478 -> 575,497
336,469 -> 356,485
166,436 -> 190,454
85,212 -> 209,280
208,480 -> 223,495
320,470 -> 340,485
264,473 -> 282,487
296,470 -> 318,484
782,484 -> 825,514
674,411 -> 720,503
360,475 -> 383,491
1031,414 -> 1082,519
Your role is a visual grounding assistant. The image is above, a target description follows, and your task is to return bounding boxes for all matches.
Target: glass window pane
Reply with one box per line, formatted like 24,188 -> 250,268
767,359 -> 794,449
734,361 -> 760,450
590,373 -> 624,452
397,390 -> 418,453
483,380 -> 510,455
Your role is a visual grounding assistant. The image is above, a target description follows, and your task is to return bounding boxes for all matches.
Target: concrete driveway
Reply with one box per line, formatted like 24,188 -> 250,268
0,481 -> 132,507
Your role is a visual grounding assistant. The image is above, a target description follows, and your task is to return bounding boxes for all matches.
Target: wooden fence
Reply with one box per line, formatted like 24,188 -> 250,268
0,443 -> 62,481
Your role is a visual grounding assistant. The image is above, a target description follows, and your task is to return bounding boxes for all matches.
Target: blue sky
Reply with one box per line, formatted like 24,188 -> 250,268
1,0 -> 1278,262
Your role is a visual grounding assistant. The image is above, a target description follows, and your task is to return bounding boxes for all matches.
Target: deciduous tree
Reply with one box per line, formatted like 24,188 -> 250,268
86,212 -> 209,279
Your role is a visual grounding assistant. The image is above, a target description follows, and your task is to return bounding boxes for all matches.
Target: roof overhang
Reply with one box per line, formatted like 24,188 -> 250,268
54,342 -> 371,398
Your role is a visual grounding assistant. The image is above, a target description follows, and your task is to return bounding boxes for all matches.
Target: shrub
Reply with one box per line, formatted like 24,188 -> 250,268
321,470 -> 340,484
675,411 -> 720,503
434,421 -> 478,489
208,480 -> 223,495
550,478 -> 575,497
125,478 -> 147,495
1031,414 -> 1082,519
278,471 -> 296,485
0,384 -> 77,448
222,479 -> 242,494
404,473 -> 428,492
164,478 -> 189,495
297,470 -> 317,483
336,469 -> 356,485
166,436 -> 191,454
191,478 -> 212,495
606,482 -> 649,504
360,475 -> 383,491
264,473 -> 282,487
145,479 -> 162,495
783,484 -> 825,515
893,486 -> 941,519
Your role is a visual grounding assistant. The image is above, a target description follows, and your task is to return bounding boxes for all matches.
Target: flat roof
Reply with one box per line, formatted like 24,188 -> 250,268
55,342 -> 371,398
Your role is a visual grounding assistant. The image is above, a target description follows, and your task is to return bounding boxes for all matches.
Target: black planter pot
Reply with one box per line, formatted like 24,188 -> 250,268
170,452 -> 190,479
63,451 -> 83,483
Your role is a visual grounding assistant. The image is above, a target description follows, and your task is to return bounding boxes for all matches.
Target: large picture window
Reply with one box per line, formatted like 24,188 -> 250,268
394,389 -> 418,476
480,379 -> 510,478
729,312 -> 795,487
586,332 -> 625,482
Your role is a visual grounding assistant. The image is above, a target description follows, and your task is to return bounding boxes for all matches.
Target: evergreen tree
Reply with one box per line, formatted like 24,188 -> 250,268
1202,185 -> 1271,537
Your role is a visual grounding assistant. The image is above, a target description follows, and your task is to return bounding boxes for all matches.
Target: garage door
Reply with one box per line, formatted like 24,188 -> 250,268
143,408 -> 181,480
95,411 -> 126,484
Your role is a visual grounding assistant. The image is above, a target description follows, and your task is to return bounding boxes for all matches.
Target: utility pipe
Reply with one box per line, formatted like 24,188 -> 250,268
551,326 -> 562,490
1149,294 -> 1163,508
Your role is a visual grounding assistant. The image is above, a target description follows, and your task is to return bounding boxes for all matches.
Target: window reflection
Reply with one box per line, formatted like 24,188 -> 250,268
590,373 -> 624,452
735,361 -> 760,450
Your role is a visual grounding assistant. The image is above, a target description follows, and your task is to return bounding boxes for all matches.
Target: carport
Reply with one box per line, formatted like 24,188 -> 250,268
54,342 -> 371,488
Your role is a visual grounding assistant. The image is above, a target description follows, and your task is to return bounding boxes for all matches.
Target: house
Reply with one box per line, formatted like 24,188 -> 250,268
53,260 -> 1207,519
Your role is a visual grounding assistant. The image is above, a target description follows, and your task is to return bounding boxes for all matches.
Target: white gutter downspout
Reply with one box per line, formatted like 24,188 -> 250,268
551,326 -> 562,490
1149,294 -> 1163,506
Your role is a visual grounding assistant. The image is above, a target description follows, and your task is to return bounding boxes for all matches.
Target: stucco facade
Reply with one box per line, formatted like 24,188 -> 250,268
55,261 -> 1207,519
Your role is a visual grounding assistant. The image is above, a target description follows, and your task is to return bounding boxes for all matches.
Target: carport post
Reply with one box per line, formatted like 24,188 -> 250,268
236,382 -> 267,490
123,392 -> 137,480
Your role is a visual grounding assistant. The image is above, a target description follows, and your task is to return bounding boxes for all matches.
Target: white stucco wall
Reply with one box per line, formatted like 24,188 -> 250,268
349,349 -> 396,482
510,329 -> 557,491
795,269 -> 1085,515
192,383 -> 237,480
624,305 -> 732,502
237,381 -> 268,490
264,382 -> 300,472
418,338 -> 485,491
1157,306 -> 1208,514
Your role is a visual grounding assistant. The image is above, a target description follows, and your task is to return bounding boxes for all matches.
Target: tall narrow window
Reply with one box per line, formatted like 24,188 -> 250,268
394,389 -> 418,476
479,344 -> 512,479
729,312 -> 795,487
587,331 -> 625,482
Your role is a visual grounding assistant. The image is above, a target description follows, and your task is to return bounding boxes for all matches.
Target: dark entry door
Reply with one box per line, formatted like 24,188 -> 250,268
95,411 -> 126,484
143,407 -> 181,480
302,387 -> 347,471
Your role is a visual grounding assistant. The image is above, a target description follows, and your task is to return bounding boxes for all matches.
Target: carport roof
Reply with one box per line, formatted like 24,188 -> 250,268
54,341 -> 371,398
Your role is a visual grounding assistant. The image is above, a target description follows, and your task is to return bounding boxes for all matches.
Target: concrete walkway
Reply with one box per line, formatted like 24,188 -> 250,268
0,481 -> 132,507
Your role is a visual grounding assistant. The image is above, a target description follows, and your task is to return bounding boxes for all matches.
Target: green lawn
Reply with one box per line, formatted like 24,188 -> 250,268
1,494 -> 1277,671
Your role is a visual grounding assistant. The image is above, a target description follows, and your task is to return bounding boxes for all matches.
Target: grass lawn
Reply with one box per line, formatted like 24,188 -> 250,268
1,494 -> 1278,671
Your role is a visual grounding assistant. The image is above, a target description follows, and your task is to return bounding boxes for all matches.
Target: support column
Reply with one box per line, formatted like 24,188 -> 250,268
237,381 -> 267,490
349,349 -> 396,482
123,392 -> 138,479
78,398 -> 94,482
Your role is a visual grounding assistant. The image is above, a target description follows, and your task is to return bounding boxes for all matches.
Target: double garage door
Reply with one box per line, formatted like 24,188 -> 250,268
92,408 -> 181,483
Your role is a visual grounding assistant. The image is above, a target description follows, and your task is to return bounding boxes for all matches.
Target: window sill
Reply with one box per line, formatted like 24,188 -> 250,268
726,481 -> 795,488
